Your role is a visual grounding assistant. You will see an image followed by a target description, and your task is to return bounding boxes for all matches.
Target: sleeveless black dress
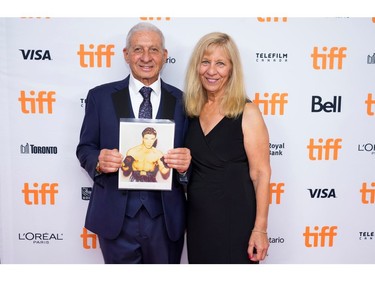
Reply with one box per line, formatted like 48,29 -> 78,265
185,114 -> 257,264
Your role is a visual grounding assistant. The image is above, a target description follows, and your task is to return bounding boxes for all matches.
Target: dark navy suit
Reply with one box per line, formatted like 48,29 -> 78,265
76,76 -> 187,263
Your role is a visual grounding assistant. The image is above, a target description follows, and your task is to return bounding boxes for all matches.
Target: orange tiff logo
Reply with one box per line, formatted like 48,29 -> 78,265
257,17 -> 287,22
81,228 -> 98,249
252,92 -> 288,115
307,138 -> 342,160
77,44 -> 115,68
360,182 -> 375,204
270,182 -> 285,204
365,93 -> 375,116
18,90 -> 56,114
22,182 -> 58,205
311,46 -> 347,70
303,225 -> 338,247
140,17 -> 171,21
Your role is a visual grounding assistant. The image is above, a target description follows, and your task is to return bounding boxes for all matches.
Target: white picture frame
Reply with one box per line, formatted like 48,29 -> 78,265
118,118 -> 175,190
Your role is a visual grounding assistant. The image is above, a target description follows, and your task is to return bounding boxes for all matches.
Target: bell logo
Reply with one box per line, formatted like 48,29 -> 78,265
311,96 -> 342,113
81,228 -> 98,249
303,225 -> 338,247
252,92 -> 288,115
307,138 -> 342,160
365,93 -> 375,116
270,182 -> 285,204
311,46 -> 347,70
257,17 -> 287,22
77,44 -> 115,68
360,182 -> 375,204
18,90 -> 56,114
22,182 -> 59,205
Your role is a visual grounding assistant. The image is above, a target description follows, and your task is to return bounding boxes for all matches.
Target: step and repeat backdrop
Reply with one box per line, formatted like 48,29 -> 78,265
0,17 -> 374,264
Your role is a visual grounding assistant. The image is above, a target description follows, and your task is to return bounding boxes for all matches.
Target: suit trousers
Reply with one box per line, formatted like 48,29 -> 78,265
98,206 -> 184,264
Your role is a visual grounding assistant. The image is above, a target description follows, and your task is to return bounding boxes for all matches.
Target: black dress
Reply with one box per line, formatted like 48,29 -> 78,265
185,114 -> 257,264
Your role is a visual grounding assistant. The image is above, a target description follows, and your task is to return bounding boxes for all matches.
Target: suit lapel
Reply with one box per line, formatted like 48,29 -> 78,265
157,87 -> 176,120
112,87 -> 135,119
111,78 -> 176,120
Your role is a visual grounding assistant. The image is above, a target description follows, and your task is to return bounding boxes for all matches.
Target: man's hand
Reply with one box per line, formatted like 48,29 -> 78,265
97,149 -> 123,173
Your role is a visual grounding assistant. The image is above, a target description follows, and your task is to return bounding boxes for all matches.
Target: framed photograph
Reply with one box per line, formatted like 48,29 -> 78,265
118,118 -> 175,190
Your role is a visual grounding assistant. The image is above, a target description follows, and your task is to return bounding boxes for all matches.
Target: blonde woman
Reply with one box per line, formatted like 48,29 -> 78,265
184,32 -> 271,264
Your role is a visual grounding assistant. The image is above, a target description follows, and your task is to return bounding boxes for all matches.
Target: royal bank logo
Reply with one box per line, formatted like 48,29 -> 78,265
20,143 -> 58,154
81,187 -> 92,200
255,52 -> 288,63
359,231 -> 374,240
367,53 -> 375,64
18,232 -> 63,244
269,142 -> 285,156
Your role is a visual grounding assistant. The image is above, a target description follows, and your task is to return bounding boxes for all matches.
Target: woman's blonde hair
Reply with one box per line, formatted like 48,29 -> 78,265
184,32 -> 247,118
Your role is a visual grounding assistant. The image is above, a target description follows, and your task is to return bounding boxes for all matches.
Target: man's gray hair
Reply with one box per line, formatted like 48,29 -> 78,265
126,22 -> 165,49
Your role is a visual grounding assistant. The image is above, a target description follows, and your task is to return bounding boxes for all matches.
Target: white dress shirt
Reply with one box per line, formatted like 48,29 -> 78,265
128,73 -> 161,119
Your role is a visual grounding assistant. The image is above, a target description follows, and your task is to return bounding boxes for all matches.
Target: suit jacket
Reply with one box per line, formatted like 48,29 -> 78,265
76,76 -> 188,241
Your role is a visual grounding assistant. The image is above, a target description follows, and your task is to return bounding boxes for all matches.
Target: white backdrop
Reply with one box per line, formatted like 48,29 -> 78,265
0,17 -> 374,264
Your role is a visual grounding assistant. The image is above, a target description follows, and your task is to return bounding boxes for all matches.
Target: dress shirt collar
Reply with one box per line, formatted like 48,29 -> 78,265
129,73 -> 161,97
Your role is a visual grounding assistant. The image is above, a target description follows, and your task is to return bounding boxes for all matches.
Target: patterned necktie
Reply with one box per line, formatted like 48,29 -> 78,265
138,86 -> 153,119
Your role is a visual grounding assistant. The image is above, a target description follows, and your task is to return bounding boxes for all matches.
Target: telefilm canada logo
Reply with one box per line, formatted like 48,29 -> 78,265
255,52 -> 288,63
358,231 -> 374,240
20,143 -> 58,154
80,98 -> 86,107
18,232 -> 63,245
